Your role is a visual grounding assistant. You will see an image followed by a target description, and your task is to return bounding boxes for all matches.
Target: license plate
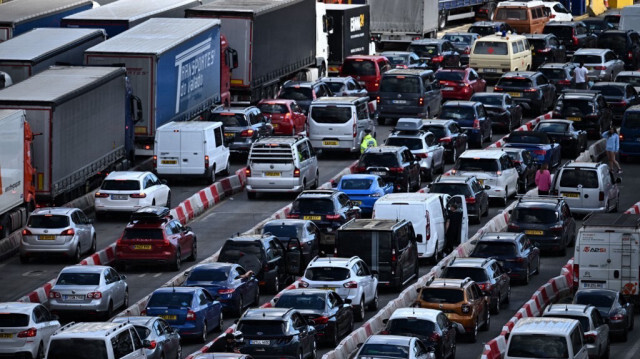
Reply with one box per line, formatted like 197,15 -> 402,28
112,194 -> 128,200
583,282 -> 604,289
525,230 -> 544,235
508,92 -> 522,98
304,215 -> 322,220
372,171 -> 387,176
444,87 -> 454,91
224,133 -> 235,138
64,295 -> 85,301
161,160 -> 177,165
322,287 -> 336,291
265,172 -> 281,177
352,200 -> 362,205
392,100 -> 407,104
0,333 -> 12,339
323,140 -> 339,146
273,124 -> 279,128
250,340 -> 270,345
562,192 -> 580,198
39,235 -> 55,240
133,245 -> 152,250
567,117 -> 581,122
484,68 -> 497,73
160,315 -> 177,320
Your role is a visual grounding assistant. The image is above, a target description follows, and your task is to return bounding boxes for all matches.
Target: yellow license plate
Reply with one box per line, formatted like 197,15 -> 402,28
39,235 -> 55,240
161,160 -> 177,165
322,287 -> 336,291
265,172 -> 281,177
0,333 -> 12,339
525,230 -> 544,235
323,140 -> 339,146
224,133 -> 235,138
352,200 -> 362,205
304,215 -> 322,220
562,192 -> 580,198
160,315 -> 177,320
133,245 -> 152,250
567,117 -> 581,122
508,92 -> 522,98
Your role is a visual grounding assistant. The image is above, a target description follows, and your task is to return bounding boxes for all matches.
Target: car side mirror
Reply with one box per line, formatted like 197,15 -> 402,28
484,185 -> 490,190
120,275 -> 127,280
332,181 -> 338,188
161,179 -> 168,185
508,209 -> 512,214
87,219 -> 94,224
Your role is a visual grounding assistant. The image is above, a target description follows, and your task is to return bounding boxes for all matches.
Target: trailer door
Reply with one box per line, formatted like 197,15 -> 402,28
578,231 -> 611,290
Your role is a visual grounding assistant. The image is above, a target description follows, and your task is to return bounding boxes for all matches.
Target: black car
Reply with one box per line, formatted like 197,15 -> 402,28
494,72 -> 556,115
582,18 -> 616,35
236,308 -> 317,359
470,92 -> 522,132
470,232 -> 540,285
543,21 -> 597,58
573,289 -> 635,341
354,146 -> 422,192
442,32 -> 480,66
421,119 -> 469,163
524,34 -> 566,70
597,30 -> 640,70
407,39 -> 461,70
438,100 -> 492,148
273,289 -> 354,346
553,90 -> 614,138
428,175 -> 489,222
590,82 -> 640,123
278,80 -> 333,114
501,148 -> 537,194
507,196 -> 576,256
207,106 -> 272,155
377,69 -> 442,122
262,219 -> 321,273
538,63 -> 577,92
468,21 -> 515,37
533,119 -> 588,158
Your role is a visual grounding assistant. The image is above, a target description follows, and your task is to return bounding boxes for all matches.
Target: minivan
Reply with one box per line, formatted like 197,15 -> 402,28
551,162 -> 621,215
495,0 -> 550,35
336,219 -> 419,291
340,55 -> 392,99
469,33 -> 533,81
505,317 -> 588,359
377,69 -> 442,125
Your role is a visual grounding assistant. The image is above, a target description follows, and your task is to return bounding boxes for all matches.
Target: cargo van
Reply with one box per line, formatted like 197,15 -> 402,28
574,213 -> 640,304
495,1 -> 550,34
154,121 -> 230,183
505,317 -> 588,359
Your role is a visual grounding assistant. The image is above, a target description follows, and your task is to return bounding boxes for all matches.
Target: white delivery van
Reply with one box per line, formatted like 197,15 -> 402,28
620,5 -> 640,33
574,213 -> 640,304
154,121 -> 230,184
372,192 -> 468,262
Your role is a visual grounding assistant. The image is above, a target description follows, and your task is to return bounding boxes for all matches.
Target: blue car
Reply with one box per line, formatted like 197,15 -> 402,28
504,131 -> 562,168
336,174 -> 393,216
145,287 -> 223,343
620,106 -> 640,160
183,263 -> 259,316
438,101 -> 492,148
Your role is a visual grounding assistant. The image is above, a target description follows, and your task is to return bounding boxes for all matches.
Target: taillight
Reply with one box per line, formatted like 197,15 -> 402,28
461,304 -> 471,314
48,291 -> 61,299
141,309 -> 147,316
60,228 -> 75,236
438,137 -> 452,143
87,291 -> 102,299
415,153 -> 428,158
205,155 -> 210,169
293,168 -> 300,177
463,47 -> 470,54
507,257 -> 525,263
354,166 -> 366,173
533,150 -> 546,155
617,100 -> 628,107
130,193 -> 146,198
299,280 -> 309,288
584,333 -> 597,344
473,118 -> 480,129
389,167 -> 404,173
376,96 -> 380,104
432,56 -> 444,63
391,249 -> 397,262
353,121 -> 357,138
466,197 -> 476,204
325,214 -> 341,220
572,35 -> 579,46
557,80 -> 571,85
524,88 -> 538,92
153,155 -> 157,168
313,316 -> 329,324
218,288 -> 235,294
419,97 -> 424,106
245,167 -> 251,177
17,328 -> 37,338
343,281 -> 358,288
537,48 -> 551,53
429,332 -> 441,341
22,229 -> 32,236
494,86 -> 503,92
628,51 -> 633,60
147,340 -> 157,349
611,313 -> 624,321
241,129 -> 254,137
594,66 -> 606,70
186,310 -> 197,321
599,191 -> 605,201
573,263 -> 579,283
285,113 -> 292,120
95,192 -> 109,198
286,213 -> 300,219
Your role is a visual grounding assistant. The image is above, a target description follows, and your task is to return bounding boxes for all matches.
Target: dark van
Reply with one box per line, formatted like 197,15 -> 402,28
377,69 -> 442,125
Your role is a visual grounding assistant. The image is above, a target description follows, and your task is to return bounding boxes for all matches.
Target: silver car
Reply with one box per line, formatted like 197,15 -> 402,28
543,304 -> 610,359
0,302 -> 60,359
321,76 -> 368,97
551,162 -> 621,214
20,207 -> 96,264
112,316 -> 181,359
572,48 -> 625,82
49,265 -> 128,320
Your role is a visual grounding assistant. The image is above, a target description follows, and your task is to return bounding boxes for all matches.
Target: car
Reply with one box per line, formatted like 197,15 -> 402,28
573,289 -> 634,341
206,106 -> 272,155
0,302 -> 60,359
111,316 -> 182,359
597,30 -> 640,70
538,62 -> 577,92
407,39 -> 461,70
470,232 -> 540,285
495,1 -> 549,37
380,51 -> 424,69
421,119 -> 469,163
273,288 -> 354,346
218,234 -> 301,294
524,33 -> 566,70
500,148 -> 538,194
435,67 -> 486,101
543,21 -> 597,58
590,82 -> 640,123
468,21 -> 515,37
552,90 -> 614,138
115,206 -> 197,271
354,335 -> 434,359
542,1 -> 573,22
470,92 -> 522,132
503,131 -> 562,168
620,105 -> 640,160
183,263 -> 259,316
582,18 -> 616,35
300,256 -> 378,321
505,317 -> 589,359
319,76 -> 368,97
354,146 -> 422,192
551,161 -> 621,214
256,99 -> 307,136
533,119 -> 588,157
604,12 -> 621,29
144,287 -> 223,343
277,80 -> 333,114
493,71 -> 556,116
428,175 -> 489,223
438,101 -> 492,148
415,278 -> 490,342
377,69 -> 442,122
542,304 -> 610,359
340,55 -> 392,99
19,207 -> 96,264
571,48 -> 625,82
48,265 -> 128,320
386,118 -> 446,181
336,174 -> 393,216
262,219 -> 321,270
94,171 -> 171,216
441,32 -> 480,65
451,150 -> 519,205
614,70 -> 640,93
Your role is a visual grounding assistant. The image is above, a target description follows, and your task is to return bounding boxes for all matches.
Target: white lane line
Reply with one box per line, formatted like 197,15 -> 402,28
138,273 -> 146,278
624,334 -> 640,359
153,273 -> 162,278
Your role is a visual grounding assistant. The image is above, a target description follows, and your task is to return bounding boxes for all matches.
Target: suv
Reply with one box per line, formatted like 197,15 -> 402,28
452,149 -> 519,205
552,90 -> 613,138
590,82 -> 640,123
340,55 -> 392,99
524,34 -> 566,70
0,302 -> 60,359
542,21 -> 596,59
494,71 -> 556,115
408,39 -> 461,69
415,278 -> 490,342
262,219 -> 321,272
542,304 -> 610,359
538,63 -> 577,92
551,162 -> 621,215
467,21 -> 515,37
571,49 -> 625,82
277,80 -> 333,114
505,318 -> 588,359
115,206 -> 196,271
597,30 -> 640,70
438,101 -> 491,148
46,322 -> 149,359
442,33 -> 480,66
429,175 -> 489,222
245,136 -> 319,199
440,257 -> 511,314
354,146 -> 422,192
301,256 -> 378,321
470,232 -> 540,284
206,106 -> 272,155
421,119 -> 469,163
377,69 -> 442,124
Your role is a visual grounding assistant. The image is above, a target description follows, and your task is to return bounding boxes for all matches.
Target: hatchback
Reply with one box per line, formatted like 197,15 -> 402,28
386,119 -> 446,181
354,335 -> 433,359
435,67 -> 486,101
494,71 -> 556,115
538,62 -> 577,92
438,101 -> 492,148
470,232 -> 540,284
354,146 -> 422,192
551,162 -> 621,214
552,91 -> 613,138
542,22 -> 596,58
262,219 -> 321,271
319,76 -> 368,97
94,171 -> 171,216
111,316 -> 182,359
542,304 -> 610,359
470,92 -> 522,132
256,99 -> 307,136
597,30 -> 640,70
380,51 -> 424,69
428,175 -> 489,222
573,289 -> 634,341
421,119 -> 468,163
525,33 -> 566,69
0,302 -> 60,359
277,81 -> 333,114
336,174 -> 393,216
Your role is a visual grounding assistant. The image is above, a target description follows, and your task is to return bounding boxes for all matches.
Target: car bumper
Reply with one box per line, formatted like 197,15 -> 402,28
245,183 -> 304,193
309,138 -> 358,152
442,313 -> 476,332
0,343 -> 38,357
526,235 -> 564,250
229,141 -> 253,154
462,128 -> 482,144
49,299 -> 110,313
569,206 -> 607,214
20,241 -> 77,257
607,319 -> 627,335
621,142 -> 640,156
171,322 -> 205,337
484,185 -> 508,199
95,198 -> 149,213
116,249 -> 176,265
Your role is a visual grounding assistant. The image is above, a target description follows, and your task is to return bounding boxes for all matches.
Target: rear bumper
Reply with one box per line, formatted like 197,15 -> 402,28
378,104 -> 426,118
20,238 -> 77,256
49,298 -> 109,313
309,138 -> 358,152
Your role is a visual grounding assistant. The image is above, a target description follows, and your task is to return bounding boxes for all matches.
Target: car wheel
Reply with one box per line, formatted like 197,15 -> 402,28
469,320 -> 478,342
505,286 -> 511,304
72,245 -> 81,264
187,239 -> 197,261
171,249 -> 181,271
311,171 -> 319,189
298,349 -> 304,359
123,289 -> 129,309
207,167 -> 216,184
90,235 -> 97,254
603,342 -> 610,359
217,312 -> 224,332
104,301 -> 113,321
310,339 -> 317,359
355,297 -> 365,321
332,325 -> 340,346
425,165 -> 434,182
487,127 -> 493,142
367,291 -> 379,311
201,322 -> 208,343
481,310 -> 490,331
176,344 -> 182,359
534,256 -> 541,275
247,191 -> 256,200
491,296 -> 500,315
502,187 -> 508,206
222,161 -> 230,176
35,342 -> 44,359
235,296 -> 244,317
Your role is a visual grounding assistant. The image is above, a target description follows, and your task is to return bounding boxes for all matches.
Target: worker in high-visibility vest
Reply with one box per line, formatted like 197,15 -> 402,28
360,128 -> 377,154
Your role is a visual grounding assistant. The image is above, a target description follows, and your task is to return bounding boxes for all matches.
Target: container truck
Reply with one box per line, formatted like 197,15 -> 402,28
0,109 -> 35,239
368,0 -> 438,49
61,0 -> 203,38
325,3 -> 370,74
0,66 -> 139,205
85,18 -> 235,156
0,0 -> 94,42
0,28 -> 106,85
186,0 -> 318,104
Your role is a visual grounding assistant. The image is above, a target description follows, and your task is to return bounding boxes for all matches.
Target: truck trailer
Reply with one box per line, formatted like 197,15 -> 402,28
368,0 -> 438,48
325,4 -> 371,75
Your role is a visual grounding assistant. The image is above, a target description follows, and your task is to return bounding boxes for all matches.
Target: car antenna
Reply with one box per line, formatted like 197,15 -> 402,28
172,283 -> 175,293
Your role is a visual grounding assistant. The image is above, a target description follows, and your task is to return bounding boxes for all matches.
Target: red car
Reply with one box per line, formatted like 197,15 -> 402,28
435,67 -> 486,101
257,99 -> 307,136
340,55 -> 392,99
115,206 -> 196,271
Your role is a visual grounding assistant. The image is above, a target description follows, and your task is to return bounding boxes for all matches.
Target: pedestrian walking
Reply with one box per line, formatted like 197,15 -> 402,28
574,62 -> 589,90
602,127 -> 622,174
535,163 -> 552,195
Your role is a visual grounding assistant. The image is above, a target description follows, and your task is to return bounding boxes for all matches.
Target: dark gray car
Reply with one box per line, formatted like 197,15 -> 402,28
377,69 -> 442,125
112,316 -> 181,359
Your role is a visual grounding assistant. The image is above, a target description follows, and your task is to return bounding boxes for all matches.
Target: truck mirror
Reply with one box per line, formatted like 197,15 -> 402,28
133,96 -> 143,124
230,48 -> 239,70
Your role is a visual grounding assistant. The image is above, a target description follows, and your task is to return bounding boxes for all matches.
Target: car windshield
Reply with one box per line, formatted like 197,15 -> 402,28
574,292 -> 616,308
359,152 -> 400,167
546,314 -> 590,332
47,339 -> 108,359
443,34 -> 473,44
237,320 -> 285,336
305,267 -> 350,281
598,34 -> 627,53
101,180 -> 139,191
468,26 -> 496,37
326,82 -> 345,93
540,68 -> 569,80
513,207 -> 558,223
310,106 -> 352,124
543,26 -> 573,39
507,133 -> 547,144
291,198 -> 335,214
558,99 -> 594,115
440,106 -> 475,120
441,267 -> 489,282
57,272 -> 100,286
408,44 -> 439,57
209,113 -> 249,127
187,269 -> 228,282
0,313 -> 29,327
379,76 -> 421,93
340,178 -> 374,190
559,169 -> 599,188
455,158 -> 499,172
436,71 -> 465,82
133,325 -> 151,340
385,137 -> 424,150
262,224 -> 302,240
423,125 -> 446,139
387,318 -> 436,337
420,288 -> 464,303
279,87 -> 312,101
591,85 -> 624,97
497,78 -> 533,88
359,344 -> 410,358
495,8 -> 527,20
572,54 -> 603,64
473,41 -> 508,55
274,293 -> 326,310
616,75 -> 640,87
624,112 -> 640,128
507,334 -> 568,358
258,104 -> 288,114
342,60 -> 377,76
472,95 -> 503,106
429,183 -> 472,196
122,228 -> 164,240
147,292 -> 193,308
537,122 -> 569,132
27,215 -> 69,228
219,241 -> 264,262
473,242 -> 517,257
384,55 -> 409,65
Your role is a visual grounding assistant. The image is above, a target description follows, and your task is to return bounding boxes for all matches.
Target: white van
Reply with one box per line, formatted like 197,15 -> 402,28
574,213 -> 640,304
154,121 -> 230,184
620,5 -> 640,33
372,193 -> 468,262
505,317 -> 588,359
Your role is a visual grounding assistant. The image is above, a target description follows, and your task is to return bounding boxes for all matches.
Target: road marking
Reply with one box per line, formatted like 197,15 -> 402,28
624,335 -> 640,359
153,273 -> 162,278
138,273 -> 146,278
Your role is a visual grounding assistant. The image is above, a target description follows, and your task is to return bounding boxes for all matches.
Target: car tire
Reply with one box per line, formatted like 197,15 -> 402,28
235,296 -> 244,317
35,342 -> 44,359
90,235 -> 97,254
621,327 -> 628,342
534,256 -> 541,275
176,345 -> 182,359
491,297 -> 500,315
311,171 -> 320,189
487,127 -> 493,142
469,320 -> 479,343
201,322 -> 208,343
523,266 -> 530,285
502,187 -> 508,206
310,339 -> 317,359
207,168 -> 216,185
217,312 -> 224,332
165,192 -> 171,208
171,249 -> 181,271
187,239 -> 197,261
518,177 -> 528,194
504,286 -> 511,304
222,162 -> 230,176
247,191 -> 256,200
367,291 -> 379,311
271,277 -> 280,294
104,301 -> 113,321
355,297 -> 365,321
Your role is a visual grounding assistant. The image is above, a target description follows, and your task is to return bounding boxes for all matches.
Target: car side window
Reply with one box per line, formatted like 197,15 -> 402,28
468,70 -> 478,81
517,40 -> 525,53
214,127 -> 224,147
449,124 -> 458,134
338,194 -> 351,208
476,105 -> 486,118
130,328 -> 142,350
112,330 -> 134,359
33,306 -> 46,323
537,75 -> 548,85
199,291 -> 210,306
605,51 -> 616,62
426,133 -> 436,146
472,284 -> 483,298
360,261 -> 372,275
570,327 -> 583,355
297,141 -> 311,162
466,287 -> 476,301
153,320 -> 164,336
353,262 -> 365,276
512,42 -> 518,55
592,310 -> 604,327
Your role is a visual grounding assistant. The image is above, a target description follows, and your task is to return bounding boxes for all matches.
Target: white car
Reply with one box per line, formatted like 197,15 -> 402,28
355,335 -> 435,359
0,302 -> 60,359
451,150 -> 519,205
94,171 -> 171,216
300,256 -> 378,321
544,2 -> 573,22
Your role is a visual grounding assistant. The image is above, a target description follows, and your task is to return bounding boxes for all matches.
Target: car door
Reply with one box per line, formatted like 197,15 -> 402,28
501,155 -> 519,196
291,102 -> 306,132
438,314 -> 455,357
168,221 -> 188,257
426,133 -> 445,168
149,173 -> 168,205
536,74 -> 555,108
330,292 -> 347,334
468,69 -> 485,93
493,262 -> 509,301
70,211 -> 89,251
34,305 -> 59,350
212,125 -> 229,173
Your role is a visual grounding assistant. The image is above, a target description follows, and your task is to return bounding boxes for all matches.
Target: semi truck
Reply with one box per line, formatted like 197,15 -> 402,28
325,4 -> 371,75
438,0 -> 495,30
85,18 -> 235,156
61,0 -> 203,38
0,109 -> 35,239
0,0 -> 94,42
186,0 -> 319,104
0,66 -> 139,206
0,28 -> 106,85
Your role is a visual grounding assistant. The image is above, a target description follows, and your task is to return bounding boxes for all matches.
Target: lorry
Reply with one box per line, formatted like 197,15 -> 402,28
85,18 -> 235,156
0,66 -> 139,206
325,4 -> 371,75
185,0 -> 320,104
438,0 -> 495,30
0,109 -> 35,239
0,0 -> 94,42
61,0 -> 203,38
0,28 -> 106,85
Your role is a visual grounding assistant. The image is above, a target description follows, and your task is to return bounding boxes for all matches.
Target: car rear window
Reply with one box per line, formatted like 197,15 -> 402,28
122,229 -> 164,240
429,183 -> 472,197
407,44 -> 439,57
101,180 -> 139,191
420,288 -> 464,303
187,269 -> 228,282
359,152 -> 400,168
473,41 -> 508,55
385,137 -> 424,151
572,54 -> 602,64
326,82 -> 345,93
340,178 -> 374,190
291,198 -> 335,214
258,104 -> 288,114
616,75 -> 640,87
539,68 -> 569,80
440,106 -> 476,121
423,126 -> 446,139
591,85 -> 624,97
543,26 -> 574,39
147,292 -> 193,308
310,106 -> 352,124
559,169 -> 599,188
468,26 -> 495,37
342,60 -> 377,76
305,267 -> 350,281
27,215 -> 69,228
336,231 -> 391,264
387,318 -> 436,337
574,292 -> 615,308
237,320 -> 285,336
274,293 -> 326,310
443,34 -> 473,45
279,87 -> 312,101
209,113 -> 249,127
623,112 -> 640,128
47,339 -> 108,359
557,99 -> 594,115
0,313 -> 29,327
384,55 -> 409,66
441,266 -> 489,282
455,158 -> 499,172
380,76 -> 421,93
507,133 -> 548,144
507,334 -> 568,358
436,71 -> 465,82
497,78 -> 533,88
472,242 -> 517,257
57,273 -> 100,286
536,122 -> 569,133
262,224 -> 302,240
598,34 -> 628,52
495,8 -> 527,21
219,241 -> 264,262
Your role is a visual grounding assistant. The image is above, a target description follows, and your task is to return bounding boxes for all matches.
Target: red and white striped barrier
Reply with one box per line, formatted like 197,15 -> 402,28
486,112 -> 552,149
625,203 -> 640,214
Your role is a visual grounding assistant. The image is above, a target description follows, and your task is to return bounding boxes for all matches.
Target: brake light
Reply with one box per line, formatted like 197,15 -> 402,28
186,310 -> 197,321
153,155 -> 157,168
611,313 -> 624,321
313,316 -> 329,324
241,129 -> 254,137
48,291 -> 61,299
17,328 -> 37,338
22,229 -> 32,236
354,166 -> 366,173
550,225 -> 563,233
294,168 -> 300,177
617,100 -> 628,106
300,280 -> 309,288
572,35 -> 579,46
415,153 -> 428,158
430,332 -> 441,341
466,197 -> 476,204
573,263 -> 579,283
391,249 -> 397,262
599,191 -> 605,201
285,113 -> 292,120
473,118 -> 480,129
629,51 -> 633,60
60,228 -> 75,236
463,47 -> 470,55
343,281 -> 358,288
245,167 -> 251,177
147,340 -> 157,349
130,193 -> 146,198
87,291 -> 102,299
353,121 -> 357,138
389,167 -> 404,173
594,66 -> 606,70
494,86 -> 503,92
537,48 -> 551,53
286,213 -> 300,219
419,97 -> 424,106
439,137 -> 452,143
95,192 -> 109,198
508,224 -> 519,231
325,214 -> 341,220
432,56 -> 444,63
557,80 -> 571,85
141,309 -> 147,316
376,96 -> 380,104
524,88 -> 538,92
533,150 -> 546,155
550,14 -> 556,19
620,134 -> 625,141
461,304 -> 471,314
205,155 -> 210,169
218,289 -> 235,294
584,333 -> 597,344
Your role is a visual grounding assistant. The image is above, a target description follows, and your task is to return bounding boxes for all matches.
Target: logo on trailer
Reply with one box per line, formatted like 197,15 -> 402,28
583,246 -> 606,253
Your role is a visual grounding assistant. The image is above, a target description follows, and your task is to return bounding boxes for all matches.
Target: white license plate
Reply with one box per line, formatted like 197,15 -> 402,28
250,340 -> 270,345
372,171 -> 386,176
112,194 -> 128,200
582,282 -> 604,289
64,295 -> 85,301
484,68 -> 498,73
444,87 -> 454,91
392,100 -> 407,104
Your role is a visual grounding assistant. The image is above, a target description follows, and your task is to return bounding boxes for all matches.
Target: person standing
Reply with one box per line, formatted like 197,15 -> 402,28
535,163 -> 552,195
602,127 -> 622,174
574,62 -> 589,90
360,128 -> 377,154
444,202 -> 462,254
